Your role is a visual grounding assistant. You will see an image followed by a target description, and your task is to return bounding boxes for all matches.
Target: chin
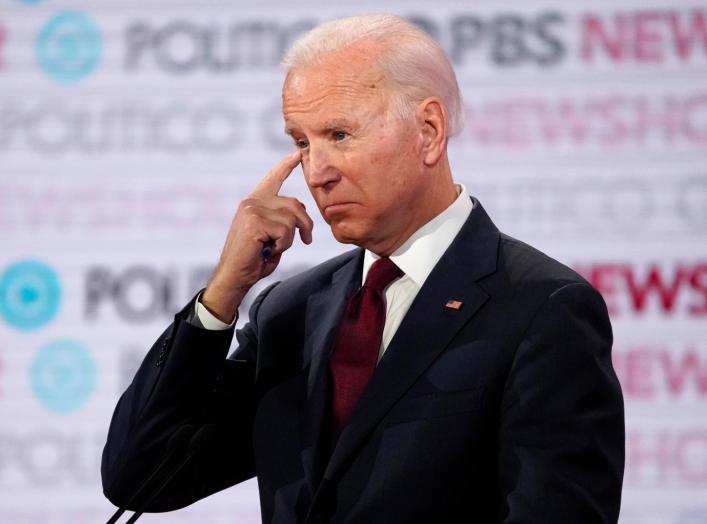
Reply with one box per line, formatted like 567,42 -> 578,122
329,223 -> 365,247
330,230 -> 358,246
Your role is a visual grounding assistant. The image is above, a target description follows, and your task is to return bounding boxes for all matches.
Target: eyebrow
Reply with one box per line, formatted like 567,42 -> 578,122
284,119 -> 353,137
321,119 -> 351,130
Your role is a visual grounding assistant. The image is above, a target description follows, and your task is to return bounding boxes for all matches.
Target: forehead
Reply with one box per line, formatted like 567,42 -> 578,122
282,45 -> 389,125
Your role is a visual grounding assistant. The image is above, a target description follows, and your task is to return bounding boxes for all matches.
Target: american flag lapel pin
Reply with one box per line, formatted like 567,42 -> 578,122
445,299 -> 463,310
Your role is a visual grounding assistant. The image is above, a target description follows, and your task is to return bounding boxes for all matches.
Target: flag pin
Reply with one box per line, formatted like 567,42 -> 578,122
445,299 -> 463,310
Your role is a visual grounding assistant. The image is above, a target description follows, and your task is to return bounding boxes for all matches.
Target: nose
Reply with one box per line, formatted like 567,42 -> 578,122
304,142 -> 340,190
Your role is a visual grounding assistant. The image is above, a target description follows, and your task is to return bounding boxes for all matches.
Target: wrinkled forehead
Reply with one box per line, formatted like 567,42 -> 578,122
281,45 -> 391,118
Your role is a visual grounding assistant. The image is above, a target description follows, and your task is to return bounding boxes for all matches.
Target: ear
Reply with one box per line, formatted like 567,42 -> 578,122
416,97 -> 448,166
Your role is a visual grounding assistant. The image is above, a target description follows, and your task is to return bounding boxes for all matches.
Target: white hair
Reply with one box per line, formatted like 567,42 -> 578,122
281,14 -> 464,136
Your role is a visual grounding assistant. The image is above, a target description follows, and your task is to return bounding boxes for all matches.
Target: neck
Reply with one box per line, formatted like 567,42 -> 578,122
370,160 -> 457,257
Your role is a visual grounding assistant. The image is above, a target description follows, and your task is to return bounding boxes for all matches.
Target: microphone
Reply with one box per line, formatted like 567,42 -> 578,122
124,424 -> 220,524
106,424 -> 196,524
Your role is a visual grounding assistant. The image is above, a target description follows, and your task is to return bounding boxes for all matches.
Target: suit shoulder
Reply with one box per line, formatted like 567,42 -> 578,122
496,232 -> 593,298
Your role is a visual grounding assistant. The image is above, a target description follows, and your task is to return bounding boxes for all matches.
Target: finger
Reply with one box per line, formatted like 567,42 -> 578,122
276,197 -> 314,245
259,216 -> 296,257
261,207 -> 307,249
239,200 -> 303,254
253,150 -> 302,197
257,198 -> 313,246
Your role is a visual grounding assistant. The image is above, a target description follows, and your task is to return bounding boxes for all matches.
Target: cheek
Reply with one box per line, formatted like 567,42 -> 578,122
374,144 -> 416,187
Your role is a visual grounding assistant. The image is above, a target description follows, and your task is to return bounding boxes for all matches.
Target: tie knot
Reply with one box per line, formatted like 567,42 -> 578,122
364,257 -> 402,292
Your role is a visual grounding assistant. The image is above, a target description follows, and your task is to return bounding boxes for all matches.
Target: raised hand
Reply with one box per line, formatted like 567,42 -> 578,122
201,150 -> 313,323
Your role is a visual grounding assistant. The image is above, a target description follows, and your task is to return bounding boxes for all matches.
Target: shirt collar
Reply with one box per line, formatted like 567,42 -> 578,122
362,184 -> 473,287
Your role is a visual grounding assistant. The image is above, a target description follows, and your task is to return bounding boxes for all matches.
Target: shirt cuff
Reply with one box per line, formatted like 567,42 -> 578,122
194,292 -> 237,330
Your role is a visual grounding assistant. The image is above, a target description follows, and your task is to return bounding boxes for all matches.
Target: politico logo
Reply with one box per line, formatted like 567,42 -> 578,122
30,340 -> 96,413
0,260 -> 61,331
36,11 -> 102,82
0,428 -> 103,487
124,18 -> 315,73
84,264 -> 213,322
84,263 -> 312,324
0,100 -> 245,154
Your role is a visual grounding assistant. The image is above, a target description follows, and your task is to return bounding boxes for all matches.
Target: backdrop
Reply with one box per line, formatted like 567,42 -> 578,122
1,1 -> 706,522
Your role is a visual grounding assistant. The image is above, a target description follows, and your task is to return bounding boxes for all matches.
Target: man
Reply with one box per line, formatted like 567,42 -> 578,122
102,14 -> 624,523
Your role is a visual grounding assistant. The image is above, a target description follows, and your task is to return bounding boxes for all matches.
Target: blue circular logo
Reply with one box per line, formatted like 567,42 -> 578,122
30,340 -> 96,413
0,260 -> 61,331
36,11 -> 101,82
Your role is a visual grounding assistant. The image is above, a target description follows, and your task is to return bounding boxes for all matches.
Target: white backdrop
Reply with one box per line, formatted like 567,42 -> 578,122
1,1 -> 706,522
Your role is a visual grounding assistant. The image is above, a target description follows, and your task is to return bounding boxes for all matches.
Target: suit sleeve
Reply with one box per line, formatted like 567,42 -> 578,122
498,282 -> 625,524
101,283 -> 278,512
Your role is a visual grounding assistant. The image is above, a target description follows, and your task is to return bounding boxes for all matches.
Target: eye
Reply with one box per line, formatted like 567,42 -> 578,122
295,138 -> 309,149
333,131 -> 348,141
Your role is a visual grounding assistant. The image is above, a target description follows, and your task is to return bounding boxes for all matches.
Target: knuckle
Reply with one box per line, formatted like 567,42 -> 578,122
279,196 -> 299,210
239,197 -> 258,210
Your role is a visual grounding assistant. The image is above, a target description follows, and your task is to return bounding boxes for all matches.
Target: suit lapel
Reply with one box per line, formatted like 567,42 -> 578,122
317,199 -> 500,488
301,249 -> 362,488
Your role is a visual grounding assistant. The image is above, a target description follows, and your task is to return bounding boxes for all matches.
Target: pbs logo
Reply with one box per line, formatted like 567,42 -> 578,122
0,260 -> 61,331
36,11 -> 101,82
31,340 -> 96,413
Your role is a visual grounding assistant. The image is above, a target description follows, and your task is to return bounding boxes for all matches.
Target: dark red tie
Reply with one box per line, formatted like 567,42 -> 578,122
329,257 -> 402,435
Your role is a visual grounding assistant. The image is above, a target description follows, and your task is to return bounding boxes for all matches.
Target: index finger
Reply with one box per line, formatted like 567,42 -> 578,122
253,150 -> 302,197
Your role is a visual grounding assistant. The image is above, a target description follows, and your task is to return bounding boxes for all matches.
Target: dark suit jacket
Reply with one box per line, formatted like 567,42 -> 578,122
102,198 -> 625,523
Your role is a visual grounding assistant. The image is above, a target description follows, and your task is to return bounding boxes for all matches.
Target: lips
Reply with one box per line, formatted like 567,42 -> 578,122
323,202 -> 354,217
324,202 -> 352,210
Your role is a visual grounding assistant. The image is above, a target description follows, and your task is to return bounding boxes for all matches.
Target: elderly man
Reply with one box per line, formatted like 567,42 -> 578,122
102,14 -> 624,524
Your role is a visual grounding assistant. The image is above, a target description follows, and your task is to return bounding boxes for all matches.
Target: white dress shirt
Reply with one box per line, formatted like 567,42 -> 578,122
196,185 -> 474,356
362,185 -> 472,361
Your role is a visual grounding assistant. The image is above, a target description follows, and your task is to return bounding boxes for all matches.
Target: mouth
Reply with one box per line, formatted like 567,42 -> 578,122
322,202 -> 355,218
